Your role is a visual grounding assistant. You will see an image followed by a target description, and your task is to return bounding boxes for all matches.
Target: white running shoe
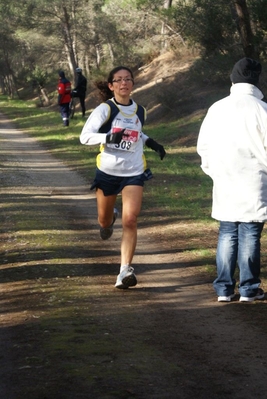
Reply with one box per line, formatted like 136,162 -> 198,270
218,294 -> 235,302
239,288 -> 265,302
100,208 -> 118,240
115,266 -> 137,289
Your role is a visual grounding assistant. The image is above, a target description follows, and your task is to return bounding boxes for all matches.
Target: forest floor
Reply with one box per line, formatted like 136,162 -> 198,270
1,52 -> 267,399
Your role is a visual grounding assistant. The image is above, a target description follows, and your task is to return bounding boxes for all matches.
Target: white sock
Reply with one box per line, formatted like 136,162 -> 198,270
120,264 -> 129,273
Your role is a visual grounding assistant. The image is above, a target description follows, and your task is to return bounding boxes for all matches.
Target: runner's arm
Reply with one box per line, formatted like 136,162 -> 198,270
141,132 -> 166,160
80,104 -> 110,145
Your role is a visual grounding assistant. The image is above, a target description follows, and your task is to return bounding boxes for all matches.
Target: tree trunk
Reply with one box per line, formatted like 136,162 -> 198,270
2,53 -> 18,98
95,44 -> 101,68
61,5 -> 77,81
108,42 -> 115,64
233,0 -> 258,59
40,87 -> 50,106
161,0 -> 173,52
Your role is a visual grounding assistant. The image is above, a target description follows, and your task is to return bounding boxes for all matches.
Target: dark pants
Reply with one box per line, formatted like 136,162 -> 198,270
79,94 -> 86,116
60,103 -> 70,126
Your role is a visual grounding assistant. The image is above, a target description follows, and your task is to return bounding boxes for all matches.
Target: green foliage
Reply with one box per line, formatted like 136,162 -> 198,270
136,0 -> 165,11
170,0 -> 237,56
1,0 -> 267,101
249,0 -> 267,57
26,66 -> 49,88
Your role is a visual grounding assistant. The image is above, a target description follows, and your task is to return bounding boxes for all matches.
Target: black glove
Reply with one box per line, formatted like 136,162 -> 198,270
106,129 -> 128,144
146,138 -> 166,160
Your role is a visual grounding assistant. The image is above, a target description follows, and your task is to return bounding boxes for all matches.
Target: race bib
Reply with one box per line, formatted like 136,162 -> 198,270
107,127 -> 140,152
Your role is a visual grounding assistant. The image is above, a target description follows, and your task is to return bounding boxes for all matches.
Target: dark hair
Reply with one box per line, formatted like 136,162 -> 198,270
95,66 -> 134,102
107,66 -> 133,84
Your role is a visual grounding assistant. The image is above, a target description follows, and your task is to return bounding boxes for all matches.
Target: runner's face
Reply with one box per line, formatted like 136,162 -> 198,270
108,69 -> 134,101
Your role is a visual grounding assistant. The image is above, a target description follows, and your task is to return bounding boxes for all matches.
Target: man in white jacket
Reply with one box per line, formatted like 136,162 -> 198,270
197,57 -> 267,302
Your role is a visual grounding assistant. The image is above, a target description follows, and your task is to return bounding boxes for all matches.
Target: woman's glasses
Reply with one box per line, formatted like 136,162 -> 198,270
112,78 -> 134,84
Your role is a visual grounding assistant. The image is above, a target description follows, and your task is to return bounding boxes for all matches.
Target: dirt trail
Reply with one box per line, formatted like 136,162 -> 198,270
1,113 -> 267,399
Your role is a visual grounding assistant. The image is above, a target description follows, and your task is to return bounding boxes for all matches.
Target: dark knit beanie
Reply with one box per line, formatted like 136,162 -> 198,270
230,57 -> 262,85
59,70 -> 65,78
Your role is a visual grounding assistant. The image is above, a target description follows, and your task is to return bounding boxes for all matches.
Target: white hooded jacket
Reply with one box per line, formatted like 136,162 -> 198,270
197,83 -> 267,222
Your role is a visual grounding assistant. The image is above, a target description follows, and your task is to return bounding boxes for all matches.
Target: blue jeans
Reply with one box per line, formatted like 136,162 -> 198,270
213,221 -> 264,298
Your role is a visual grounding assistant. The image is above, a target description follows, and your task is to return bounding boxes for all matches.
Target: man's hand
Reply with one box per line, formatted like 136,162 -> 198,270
146,138 -> 166,160
106,129 -> 129,144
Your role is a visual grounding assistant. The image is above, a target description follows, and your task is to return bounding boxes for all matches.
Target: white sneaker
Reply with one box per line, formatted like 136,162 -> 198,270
100,208 -> 118,240
218,294 -> 235,302
115,266 -> 137,289
239,288 -> 265,302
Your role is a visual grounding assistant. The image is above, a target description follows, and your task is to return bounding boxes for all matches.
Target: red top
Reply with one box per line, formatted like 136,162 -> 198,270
57,79 -> 71,104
